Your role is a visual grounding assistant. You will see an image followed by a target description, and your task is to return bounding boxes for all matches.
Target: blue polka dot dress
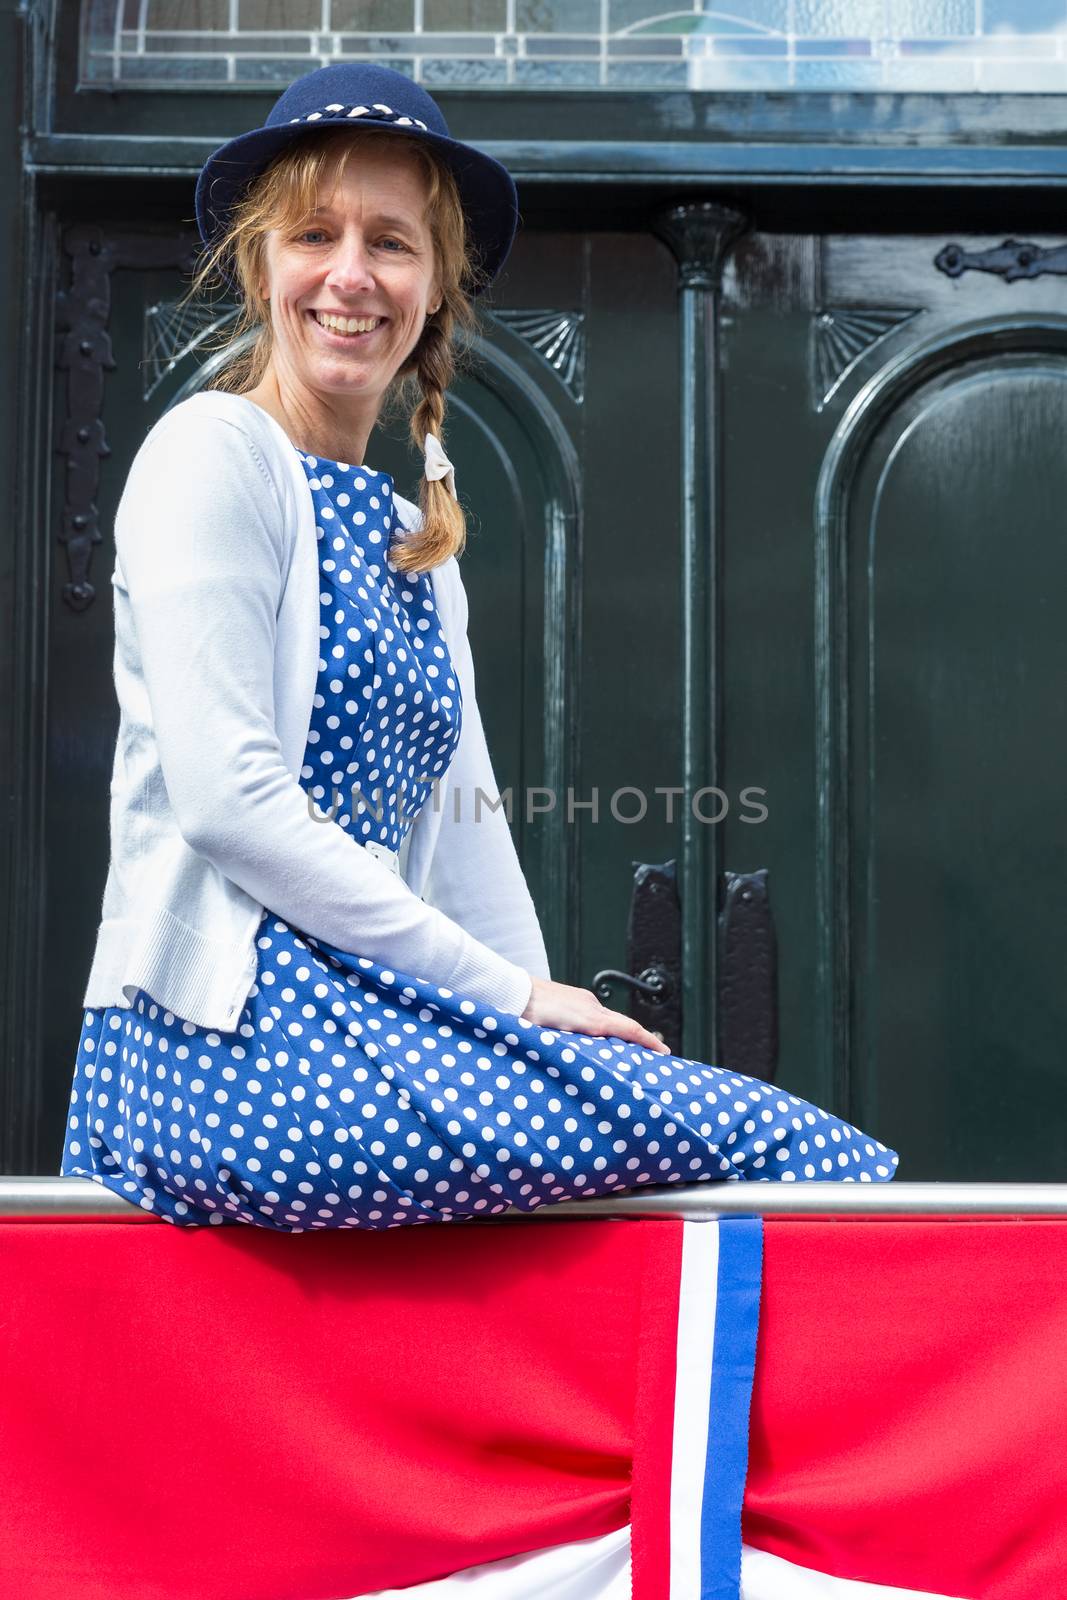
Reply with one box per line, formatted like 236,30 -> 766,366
61,451 -> 899,1228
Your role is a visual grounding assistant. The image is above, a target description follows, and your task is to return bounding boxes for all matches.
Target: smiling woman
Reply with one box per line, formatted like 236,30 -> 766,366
60,62 -> 897,1234
246,144 -> 444,491
189,119 -> 481,574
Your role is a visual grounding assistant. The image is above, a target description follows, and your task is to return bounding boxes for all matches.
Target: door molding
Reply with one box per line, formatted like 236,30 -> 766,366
814,313 -> 1067,1120
464,329 -> 583,982
654,199 -> 748,1059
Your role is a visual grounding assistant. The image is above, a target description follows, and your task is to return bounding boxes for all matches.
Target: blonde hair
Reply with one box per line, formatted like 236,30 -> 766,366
188,125 -> 487,573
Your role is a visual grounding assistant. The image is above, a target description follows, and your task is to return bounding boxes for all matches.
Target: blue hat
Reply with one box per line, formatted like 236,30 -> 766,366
195,63 -> 518,295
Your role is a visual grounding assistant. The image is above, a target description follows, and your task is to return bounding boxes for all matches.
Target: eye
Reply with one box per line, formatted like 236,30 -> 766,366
297,228 -> 328,245
379,236 -> 408,252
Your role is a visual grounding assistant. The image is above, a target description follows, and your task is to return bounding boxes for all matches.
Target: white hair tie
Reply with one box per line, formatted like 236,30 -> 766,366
423,432 -> 457,501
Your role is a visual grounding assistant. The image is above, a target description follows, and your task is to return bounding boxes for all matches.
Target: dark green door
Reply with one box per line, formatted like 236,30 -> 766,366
721,232 -> 1067,1177
25,180 -> 1067,1184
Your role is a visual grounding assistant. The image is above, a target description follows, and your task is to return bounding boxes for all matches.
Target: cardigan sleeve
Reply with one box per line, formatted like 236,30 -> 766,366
114,406 -> 536,1018
417,563 -> 551,1008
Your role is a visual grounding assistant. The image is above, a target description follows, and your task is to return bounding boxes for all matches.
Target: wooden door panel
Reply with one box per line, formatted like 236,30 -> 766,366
851,353 -> 1067,1177
723,231 -> 1067,1177
719,292 -> 828,1111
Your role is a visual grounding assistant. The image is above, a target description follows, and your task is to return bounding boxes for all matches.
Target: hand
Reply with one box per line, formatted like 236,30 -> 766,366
520,975 -> 672,1055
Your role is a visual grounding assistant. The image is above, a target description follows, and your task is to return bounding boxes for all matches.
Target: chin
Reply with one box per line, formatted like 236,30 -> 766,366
314,343 -> 402,380
307,360 -> 385,395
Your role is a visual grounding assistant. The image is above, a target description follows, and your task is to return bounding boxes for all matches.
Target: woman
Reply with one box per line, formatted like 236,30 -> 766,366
60,63 -> 897,1228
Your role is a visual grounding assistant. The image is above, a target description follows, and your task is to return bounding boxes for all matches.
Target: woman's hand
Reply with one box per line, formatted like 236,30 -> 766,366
520,975 -> 671,1054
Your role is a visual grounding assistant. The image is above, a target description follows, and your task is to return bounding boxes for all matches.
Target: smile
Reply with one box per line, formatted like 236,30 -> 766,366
312,311 -> 385,336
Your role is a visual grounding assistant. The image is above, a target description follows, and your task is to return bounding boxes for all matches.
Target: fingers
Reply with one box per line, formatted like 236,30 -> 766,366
591,1008 -> 671,1054
522,980 -> 672,1055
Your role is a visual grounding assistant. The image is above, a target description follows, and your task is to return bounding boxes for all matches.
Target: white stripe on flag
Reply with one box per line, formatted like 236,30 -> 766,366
669,1218 -> 721,1600
345,1530 -> 970,1600
345,1524 -> 630,1599
740,1545 -> 970,1600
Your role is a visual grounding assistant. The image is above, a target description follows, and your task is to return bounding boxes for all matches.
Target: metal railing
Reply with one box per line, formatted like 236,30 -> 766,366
3,1176 -> 1067,1221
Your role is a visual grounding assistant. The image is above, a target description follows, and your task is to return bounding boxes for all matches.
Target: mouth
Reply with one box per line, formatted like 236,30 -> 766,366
309,310 -> 387,341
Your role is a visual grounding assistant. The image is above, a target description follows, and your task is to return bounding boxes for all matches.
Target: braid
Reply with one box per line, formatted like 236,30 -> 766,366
391,308 -> 467,575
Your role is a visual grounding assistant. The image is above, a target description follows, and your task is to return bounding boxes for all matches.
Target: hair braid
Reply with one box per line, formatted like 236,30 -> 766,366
390,308 -> 467,575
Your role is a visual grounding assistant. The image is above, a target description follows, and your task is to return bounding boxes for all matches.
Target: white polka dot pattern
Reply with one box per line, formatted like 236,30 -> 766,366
60,452 -> 899,1227
296,454 -> 461,847
287,102 -> 430,133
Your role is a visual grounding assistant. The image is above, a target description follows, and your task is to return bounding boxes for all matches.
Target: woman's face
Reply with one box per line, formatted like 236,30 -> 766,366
257,139 -> 440,422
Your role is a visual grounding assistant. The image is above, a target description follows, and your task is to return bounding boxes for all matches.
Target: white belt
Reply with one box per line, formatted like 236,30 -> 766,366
364,838 -> 401,876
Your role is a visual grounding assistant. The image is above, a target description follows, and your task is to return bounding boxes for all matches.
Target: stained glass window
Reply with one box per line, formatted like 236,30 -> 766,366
81,1 -> 1067,91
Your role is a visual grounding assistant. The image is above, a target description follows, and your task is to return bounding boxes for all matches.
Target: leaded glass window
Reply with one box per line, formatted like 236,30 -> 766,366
81,2 -> 1067,91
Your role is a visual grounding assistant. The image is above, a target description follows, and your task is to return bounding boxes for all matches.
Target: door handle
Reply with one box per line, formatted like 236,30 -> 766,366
589,861 -> 683,1052
591,965 -> 674,1006
588,862 -> 780,1073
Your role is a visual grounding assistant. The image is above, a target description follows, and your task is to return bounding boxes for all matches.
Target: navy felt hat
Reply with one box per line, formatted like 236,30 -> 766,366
195,63 -> 518,295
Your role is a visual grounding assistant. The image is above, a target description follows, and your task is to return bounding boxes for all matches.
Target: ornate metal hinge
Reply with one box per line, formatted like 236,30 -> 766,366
934,238 -> 1067,282
55,225 -> 200,611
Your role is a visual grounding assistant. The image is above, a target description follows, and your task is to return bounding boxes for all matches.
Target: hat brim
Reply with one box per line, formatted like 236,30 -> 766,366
195,118 -> 518,296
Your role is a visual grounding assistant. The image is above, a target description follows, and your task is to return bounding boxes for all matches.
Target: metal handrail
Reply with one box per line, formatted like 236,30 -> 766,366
3,1176 -> 1067,1220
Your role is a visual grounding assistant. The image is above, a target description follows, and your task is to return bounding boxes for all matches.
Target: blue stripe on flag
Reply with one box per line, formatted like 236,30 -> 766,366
698,1216 -> 764,1600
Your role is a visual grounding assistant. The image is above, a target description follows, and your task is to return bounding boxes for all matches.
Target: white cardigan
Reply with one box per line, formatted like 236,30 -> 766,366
83,390 -> 550,1032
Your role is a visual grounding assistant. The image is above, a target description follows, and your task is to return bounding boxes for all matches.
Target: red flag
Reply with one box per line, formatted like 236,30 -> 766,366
0,1213 -> 1063,1599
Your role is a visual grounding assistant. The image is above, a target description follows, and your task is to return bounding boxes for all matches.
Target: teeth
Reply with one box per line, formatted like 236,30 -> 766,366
315,312 -> 382,334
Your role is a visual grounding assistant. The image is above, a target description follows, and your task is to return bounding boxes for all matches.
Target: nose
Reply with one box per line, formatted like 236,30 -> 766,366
325,232 -> 376,296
